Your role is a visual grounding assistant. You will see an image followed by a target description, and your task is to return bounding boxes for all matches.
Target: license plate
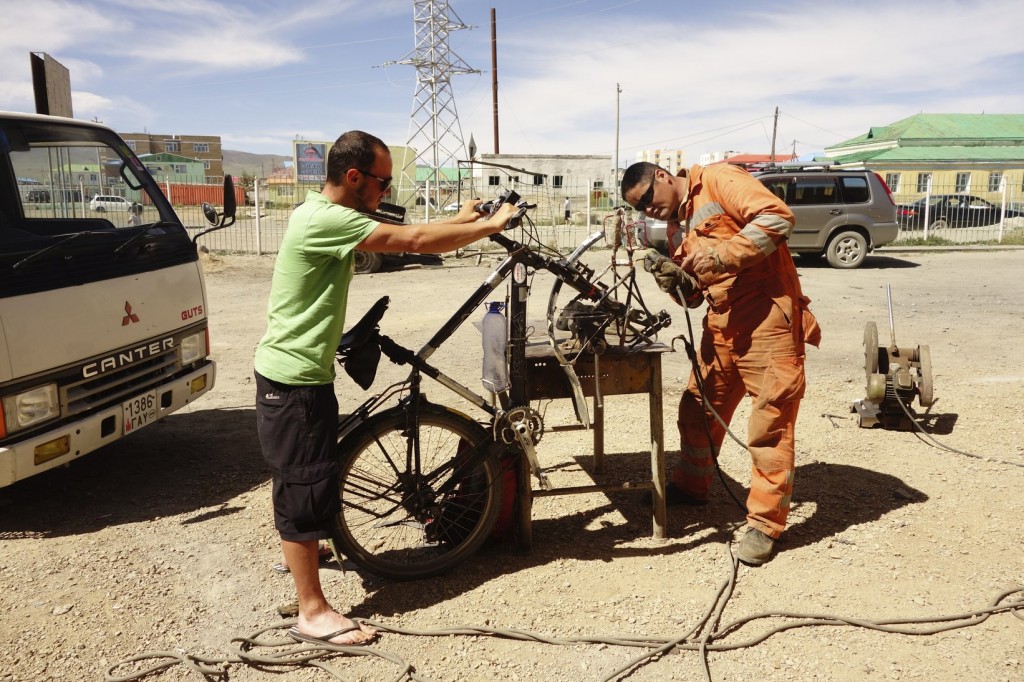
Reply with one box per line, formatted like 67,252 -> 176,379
122,390 -> 157,434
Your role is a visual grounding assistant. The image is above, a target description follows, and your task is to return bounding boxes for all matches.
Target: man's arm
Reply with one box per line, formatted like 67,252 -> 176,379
683,164 -> 794,279
358,201 -> 517,254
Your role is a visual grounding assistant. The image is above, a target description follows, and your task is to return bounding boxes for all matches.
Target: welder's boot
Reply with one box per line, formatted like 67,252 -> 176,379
736,527 -> 775,566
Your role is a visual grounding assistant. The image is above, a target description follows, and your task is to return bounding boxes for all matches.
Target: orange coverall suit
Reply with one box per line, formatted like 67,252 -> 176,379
668,163 -> 821,539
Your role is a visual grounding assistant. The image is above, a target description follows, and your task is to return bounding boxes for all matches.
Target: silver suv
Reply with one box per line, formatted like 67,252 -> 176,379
754,167 -> 899,269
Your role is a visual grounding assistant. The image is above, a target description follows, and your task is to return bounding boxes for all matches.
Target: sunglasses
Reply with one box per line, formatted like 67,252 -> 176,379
634,176 -> 655,214
356,168 -> 392,191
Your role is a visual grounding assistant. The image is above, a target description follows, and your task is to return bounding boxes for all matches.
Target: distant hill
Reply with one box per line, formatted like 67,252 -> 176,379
223,150 -> 290,179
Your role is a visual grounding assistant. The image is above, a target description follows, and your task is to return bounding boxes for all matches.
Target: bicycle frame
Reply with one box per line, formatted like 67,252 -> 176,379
330,207 -> 672,578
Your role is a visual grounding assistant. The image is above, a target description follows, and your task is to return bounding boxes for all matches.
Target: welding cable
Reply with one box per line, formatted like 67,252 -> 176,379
671,304 -> 749,512
895,396 -> 1024,469
104,583 -> 1023,682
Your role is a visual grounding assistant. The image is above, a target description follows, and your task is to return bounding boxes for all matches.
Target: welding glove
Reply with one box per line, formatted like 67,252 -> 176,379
644,249 -> 702,308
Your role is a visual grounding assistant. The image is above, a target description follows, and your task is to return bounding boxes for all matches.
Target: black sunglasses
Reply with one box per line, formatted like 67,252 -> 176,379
356,168 -> 392,191
634,176 -> 655,214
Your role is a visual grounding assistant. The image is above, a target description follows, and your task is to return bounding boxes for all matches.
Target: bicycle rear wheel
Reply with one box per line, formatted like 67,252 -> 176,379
332,403 -> 503,580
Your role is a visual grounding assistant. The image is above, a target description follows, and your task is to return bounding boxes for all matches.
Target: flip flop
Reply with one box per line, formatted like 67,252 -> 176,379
288,625 -> 377,647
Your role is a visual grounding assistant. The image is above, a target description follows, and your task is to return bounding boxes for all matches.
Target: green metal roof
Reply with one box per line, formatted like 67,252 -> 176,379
829,114 -> 1024,150
822,145 -> 1024,165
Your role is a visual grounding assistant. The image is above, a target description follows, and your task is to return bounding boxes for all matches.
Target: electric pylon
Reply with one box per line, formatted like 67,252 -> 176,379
389,1 -> 478,214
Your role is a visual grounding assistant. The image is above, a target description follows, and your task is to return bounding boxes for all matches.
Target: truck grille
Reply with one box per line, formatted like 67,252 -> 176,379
62,351 -> 181,417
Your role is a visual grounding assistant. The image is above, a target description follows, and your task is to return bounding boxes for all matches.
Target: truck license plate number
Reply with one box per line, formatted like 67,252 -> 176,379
123,391 -> 157,434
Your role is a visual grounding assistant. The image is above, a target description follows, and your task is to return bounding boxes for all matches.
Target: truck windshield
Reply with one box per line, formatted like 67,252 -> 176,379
1,118 -> 197,297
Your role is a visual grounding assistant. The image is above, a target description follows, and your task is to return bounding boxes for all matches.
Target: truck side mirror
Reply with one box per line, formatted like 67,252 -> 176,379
192,175 -> 237,244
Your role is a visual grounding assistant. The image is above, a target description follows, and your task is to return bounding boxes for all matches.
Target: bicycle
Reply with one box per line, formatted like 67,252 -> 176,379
330,191 -> 672,580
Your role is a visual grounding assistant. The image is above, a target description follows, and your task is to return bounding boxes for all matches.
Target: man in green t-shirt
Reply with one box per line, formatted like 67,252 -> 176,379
254,130 -> 515,646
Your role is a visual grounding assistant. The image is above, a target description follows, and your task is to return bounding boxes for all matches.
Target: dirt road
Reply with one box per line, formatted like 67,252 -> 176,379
1,246 -> 1022,681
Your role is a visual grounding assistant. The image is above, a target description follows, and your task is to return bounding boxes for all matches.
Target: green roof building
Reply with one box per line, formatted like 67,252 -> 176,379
820,113 -> 1024,204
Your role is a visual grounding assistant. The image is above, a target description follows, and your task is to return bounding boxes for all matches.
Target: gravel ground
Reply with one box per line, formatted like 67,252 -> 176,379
1,245 -> 1022,681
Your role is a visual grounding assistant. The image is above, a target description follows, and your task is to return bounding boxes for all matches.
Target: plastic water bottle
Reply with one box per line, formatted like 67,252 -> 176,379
481,302 -> 509,393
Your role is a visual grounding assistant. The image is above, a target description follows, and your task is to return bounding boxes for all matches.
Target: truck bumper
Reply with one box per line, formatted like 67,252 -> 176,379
0,361 -> 216,488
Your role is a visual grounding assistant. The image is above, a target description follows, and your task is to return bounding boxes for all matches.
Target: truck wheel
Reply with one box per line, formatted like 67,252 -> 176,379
825,230 -> 867,269
354,250 -> 383,274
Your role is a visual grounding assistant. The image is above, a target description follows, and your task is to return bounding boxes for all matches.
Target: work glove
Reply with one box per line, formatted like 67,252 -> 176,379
687,246 -> 730,280
644,249 -> 701,308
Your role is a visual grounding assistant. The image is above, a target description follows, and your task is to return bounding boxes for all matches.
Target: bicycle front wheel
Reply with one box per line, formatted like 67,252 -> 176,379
332,404 -> 503,580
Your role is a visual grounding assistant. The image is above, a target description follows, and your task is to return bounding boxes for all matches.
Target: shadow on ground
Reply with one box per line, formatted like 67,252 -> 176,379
350,452 -> 927,619
0,407 -> 266,539
795,253 -> 922,270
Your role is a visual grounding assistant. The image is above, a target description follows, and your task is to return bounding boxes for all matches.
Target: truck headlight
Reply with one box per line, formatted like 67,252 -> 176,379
180,331 -> 207,365
2,384 -> 60,435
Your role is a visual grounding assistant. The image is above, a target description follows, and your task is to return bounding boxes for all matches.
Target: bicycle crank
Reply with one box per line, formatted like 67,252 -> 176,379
499,407 -> 550,489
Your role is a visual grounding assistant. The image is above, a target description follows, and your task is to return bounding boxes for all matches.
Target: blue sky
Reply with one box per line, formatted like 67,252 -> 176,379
3,0 -> 1024,164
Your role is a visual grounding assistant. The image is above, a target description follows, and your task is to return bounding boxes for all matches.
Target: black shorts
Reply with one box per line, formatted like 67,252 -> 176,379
255,371 -> 339,541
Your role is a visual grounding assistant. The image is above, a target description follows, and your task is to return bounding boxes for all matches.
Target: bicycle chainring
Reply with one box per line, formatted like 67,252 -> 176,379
498,406 -> 544,446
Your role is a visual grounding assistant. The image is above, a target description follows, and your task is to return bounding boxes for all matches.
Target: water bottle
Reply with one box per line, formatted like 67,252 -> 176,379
481,302 -> 509,393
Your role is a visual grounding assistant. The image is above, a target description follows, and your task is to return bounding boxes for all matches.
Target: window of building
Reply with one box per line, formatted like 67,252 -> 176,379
955,172 -> 971,193
165,140 -> 180,153
884,173 -> 900,193
126,140 -> 136,151
280,185 -> 293,196
510,175 -> 519,185
916,173 -> 931,193
488,175 -> 500,186
194,143 -> 210,153
593,180 -> 604,189
173,164 -> 187,174
203,160 -> 211,170
988,171 -> 1003,192
553,175 -> 564,188
533,174 -> 543,185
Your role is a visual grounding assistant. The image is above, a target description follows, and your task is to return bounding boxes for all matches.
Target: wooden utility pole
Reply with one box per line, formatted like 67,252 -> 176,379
769,106 -> 779,163
491,8 -> 499,154
614,83 -> 621,193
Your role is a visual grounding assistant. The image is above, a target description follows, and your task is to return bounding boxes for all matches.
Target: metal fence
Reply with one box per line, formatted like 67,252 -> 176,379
184,178 -> 619,255
888,179 -> 1024,243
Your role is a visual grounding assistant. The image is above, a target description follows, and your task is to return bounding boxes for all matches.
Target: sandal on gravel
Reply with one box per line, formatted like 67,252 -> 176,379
288,625 -> 377,647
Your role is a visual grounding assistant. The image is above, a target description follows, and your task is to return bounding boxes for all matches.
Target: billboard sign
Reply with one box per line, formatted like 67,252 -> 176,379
294,141 -> 327,184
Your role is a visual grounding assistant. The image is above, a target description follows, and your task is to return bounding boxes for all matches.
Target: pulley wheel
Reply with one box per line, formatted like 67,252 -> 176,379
917,345 -> 934,407
866,373 -> 887,401
863,322 -> 879,377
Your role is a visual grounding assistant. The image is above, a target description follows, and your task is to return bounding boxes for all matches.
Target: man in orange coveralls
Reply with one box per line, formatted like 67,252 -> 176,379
621,161 -> 821,565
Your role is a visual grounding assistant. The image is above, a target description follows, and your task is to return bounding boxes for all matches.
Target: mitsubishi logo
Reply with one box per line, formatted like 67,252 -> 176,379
122,301 -> 140,326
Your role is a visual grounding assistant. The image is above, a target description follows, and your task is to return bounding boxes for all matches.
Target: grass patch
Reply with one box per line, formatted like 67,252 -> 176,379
891,229 -> 1024,247
890,235 -> 956,246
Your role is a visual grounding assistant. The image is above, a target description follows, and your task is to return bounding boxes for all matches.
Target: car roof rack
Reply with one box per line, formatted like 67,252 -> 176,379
751,162 -> 869,174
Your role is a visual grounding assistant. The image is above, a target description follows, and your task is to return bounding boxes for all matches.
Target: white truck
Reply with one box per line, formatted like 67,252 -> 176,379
0,111 -> 234,487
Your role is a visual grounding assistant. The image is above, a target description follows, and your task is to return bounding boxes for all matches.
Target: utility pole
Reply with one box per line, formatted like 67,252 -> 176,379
491,8 -> 499,154
614,83 -> 621,198
769,106 -> 779,163
389,1 -> 478,217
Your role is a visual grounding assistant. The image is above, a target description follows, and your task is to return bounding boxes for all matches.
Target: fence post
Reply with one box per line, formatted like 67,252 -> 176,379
998,179 -> 1007,242
923,182 -> 932,240
254,179 -> 263,256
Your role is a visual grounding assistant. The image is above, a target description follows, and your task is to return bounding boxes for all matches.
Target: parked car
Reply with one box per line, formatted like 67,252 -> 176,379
896,194 -> 1024,229
632,216 -> 673,255
753,167 -> 899,269
442,201 -> 462,212
89,194 -> 133,212
354,201 -> 444,274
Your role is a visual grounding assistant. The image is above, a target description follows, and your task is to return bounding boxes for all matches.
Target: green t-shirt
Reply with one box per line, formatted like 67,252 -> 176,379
254,190 -> 378,385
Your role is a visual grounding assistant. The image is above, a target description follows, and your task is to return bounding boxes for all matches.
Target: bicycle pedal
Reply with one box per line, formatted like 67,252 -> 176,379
536,472 -> 552,490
